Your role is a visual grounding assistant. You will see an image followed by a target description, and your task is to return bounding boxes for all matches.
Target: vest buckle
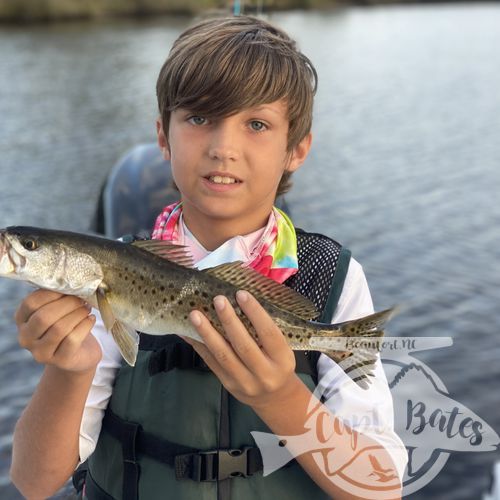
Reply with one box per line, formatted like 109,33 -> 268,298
217,447 -> 252,480
176,446 -> 253,481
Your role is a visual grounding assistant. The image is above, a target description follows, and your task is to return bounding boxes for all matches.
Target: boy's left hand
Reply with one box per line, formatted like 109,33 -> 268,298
183,290 -> 301,410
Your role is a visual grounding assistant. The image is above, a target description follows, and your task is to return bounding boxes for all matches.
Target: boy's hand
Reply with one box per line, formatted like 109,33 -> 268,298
184,290 -> 302,410
15,289 -> 101,373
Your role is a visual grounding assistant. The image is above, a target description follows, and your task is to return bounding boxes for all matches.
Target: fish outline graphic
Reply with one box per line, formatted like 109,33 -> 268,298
251,337 -> 500,498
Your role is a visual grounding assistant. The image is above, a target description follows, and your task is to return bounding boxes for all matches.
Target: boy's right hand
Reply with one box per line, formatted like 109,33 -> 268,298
15,290 -> 102,373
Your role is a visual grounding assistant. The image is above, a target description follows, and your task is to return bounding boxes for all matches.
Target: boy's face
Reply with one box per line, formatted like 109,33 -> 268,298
156,99 -> 311,240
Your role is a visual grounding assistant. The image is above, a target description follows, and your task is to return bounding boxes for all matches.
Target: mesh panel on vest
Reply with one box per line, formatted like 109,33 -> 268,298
285,230 -> 342,316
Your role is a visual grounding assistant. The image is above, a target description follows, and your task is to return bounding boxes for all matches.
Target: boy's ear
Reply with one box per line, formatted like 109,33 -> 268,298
286,132 -> 312,173
156,117 -> 171,161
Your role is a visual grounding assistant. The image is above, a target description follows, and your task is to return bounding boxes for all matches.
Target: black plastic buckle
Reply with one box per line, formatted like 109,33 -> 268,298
178,447 -> 252,481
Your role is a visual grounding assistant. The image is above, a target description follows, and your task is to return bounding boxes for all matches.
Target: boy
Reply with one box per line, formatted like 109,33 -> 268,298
10,16 -> 406,500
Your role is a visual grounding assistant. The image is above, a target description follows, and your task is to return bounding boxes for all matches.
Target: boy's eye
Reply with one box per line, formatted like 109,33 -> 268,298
249,120 -> 267,132
188,116 -> 207,126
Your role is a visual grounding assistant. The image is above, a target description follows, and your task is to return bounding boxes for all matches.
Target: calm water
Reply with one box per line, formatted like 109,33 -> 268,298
1,4 -> 500,499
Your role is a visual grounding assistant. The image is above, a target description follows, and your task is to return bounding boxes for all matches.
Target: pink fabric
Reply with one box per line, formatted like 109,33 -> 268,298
152,202 -> 298,283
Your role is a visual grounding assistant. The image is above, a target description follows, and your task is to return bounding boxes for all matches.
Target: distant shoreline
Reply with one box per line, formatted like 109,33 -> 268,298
0,0 -> 485,24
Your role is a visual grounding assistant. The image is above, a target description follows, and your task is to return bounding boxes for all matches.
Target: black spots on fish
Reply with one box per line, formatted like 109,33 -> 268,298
160,314 -> 164,319
295,334 -> 301,339
163,298 -> 168,304
194,290 -> 200,296
156,302 -> 159,307
151,289 -> 156,295
138,286 -> 142,291
287,333 -> 293,338
160,285 -> 165,292
168,282 -> 175,289
201,291 -> 209,299
124,276 -> 128,281
144,289 -> 148,295
183,315 -> 188,320
189,301 -> 196,307
202,306 -> 209,313
178,300 -> 183,306
170,311 -> 174,316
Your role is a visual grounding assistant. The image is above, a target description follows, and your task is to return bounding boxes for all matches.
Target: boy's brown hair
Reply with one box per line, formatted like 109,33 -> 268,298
156,15 -> 317,196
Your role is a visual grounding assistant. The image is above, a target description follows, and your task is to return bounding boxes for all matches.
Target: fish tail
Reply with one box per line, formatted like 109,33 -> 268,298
337,307 -> 397,338
310,307 -> 396,342
309,308 -> 397,389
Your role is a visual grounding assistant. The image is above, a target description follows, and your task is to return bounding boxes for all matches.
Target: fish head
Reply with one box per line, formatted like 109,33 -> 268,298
0,226 -> 103,296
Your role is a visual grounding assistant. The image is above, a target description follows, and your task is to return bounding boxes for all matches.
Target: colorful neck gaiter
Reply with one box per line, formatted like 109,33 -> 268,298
152,201 -> 298,283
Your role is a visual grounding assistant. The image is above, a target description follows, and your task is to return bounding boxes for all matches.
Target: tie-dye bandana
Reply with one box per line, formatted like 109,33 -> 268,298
152,202 -> 298,283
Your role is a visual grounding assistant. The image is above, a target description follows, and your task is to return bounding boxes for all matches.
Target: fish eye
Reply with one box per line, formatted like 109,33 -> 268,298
22,239 -> 38,251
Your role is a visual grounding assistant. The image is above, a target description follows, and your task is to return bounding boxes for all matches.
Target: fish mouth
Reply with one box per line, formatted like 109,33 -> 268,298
0,230 -> 9,273
0,229 -> 6,259
0,229 -> 17,276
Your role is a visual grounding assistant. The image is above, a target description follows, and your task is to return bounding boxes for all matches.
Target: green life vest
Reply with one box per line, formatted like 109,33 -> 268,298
82,231 -> 351,500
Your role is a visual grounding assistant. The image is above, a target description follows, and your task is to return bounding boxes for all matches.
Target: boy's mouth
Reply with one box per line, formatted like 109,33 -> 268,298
204,172 -> 242,185
206,175 -> 240,185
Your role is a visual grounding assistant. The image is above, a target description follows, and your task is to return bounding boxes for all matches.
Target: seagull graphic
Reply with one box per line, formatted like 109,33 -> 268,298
368,454 -> 398,483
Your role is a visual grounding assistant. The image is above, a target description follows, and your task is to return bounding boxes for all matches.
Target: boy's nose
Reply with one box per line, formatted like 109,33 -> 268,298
208,146 -> 239,162
208,123 -> 240,162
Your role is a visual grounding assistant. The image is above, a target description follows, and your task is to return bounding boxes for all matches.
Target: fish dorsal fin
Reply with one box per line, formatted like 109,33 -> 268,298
204,261 -> 319,320
131,240 -> 194,268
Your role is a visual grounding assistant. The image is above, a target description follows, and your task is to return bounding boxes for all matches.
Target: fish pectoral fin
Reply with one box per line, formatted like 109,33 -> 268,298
96,286 -> 115,331
96,286 -> 139,366
111,320 -> 139,366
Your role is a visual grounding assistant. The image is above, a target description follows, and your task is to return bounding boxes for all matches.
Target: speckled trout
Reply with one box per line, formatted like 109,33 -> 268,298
0,226 -> 395,387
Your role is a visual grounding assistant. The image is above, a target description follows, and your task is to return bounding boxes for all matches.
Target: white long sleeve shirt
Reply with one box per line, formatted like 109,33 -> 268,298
79,221 -> 407,479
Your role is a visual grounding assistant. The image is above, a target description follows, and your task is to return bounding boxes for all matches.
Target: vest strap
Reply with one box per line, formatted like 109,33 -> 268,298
148,341 -> 210,375
102,409 -> 264,483
112,415 -> 141,500
217,387 -> 231,499
147,339 -> 320,381
320,246 -> 352,323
